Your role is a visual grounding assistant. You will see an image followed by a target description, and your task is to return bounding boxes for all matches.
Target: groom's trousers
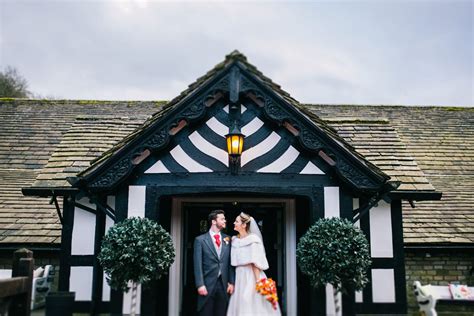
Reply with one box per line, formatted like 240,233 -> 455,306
199,276 -> 228,316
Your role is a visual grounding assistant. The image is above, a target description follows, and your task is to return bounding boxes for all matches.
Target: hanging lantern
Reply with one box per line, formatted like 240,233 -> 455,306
226,123 -> 244,157
225,122 -> 245,174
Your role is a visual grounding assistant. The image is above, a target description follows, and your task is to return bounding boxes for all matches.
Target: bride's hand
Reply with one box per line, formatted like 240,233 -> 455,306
227,283 -> 234,294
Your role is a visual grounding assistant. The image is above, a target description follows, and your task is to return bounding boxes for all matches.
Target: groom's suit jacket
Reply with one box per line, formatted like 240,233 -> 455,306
193,232 -> 235,312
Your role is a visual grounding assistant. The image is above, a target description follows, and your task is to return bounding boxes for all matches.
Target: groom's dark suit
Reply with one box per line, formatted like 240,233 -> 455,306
194,231 -> 235,316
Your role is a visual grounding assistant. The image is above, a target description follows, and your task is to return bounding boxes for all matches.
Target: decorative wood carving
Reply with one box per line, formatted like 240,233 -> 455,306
180,98 -> 207,121
264,101 -> 289,123
89,157 -> 132,188
210,74 -> 229,92
300,129 -> 325,152
336,158 -> 378,189
144,128 -> 169,149
241,76 -> 258,93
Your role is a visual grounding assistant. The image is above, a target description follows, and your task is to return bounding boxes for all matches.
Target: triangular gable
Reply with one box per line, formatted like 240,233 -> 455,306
141,101 -> 325,175
71,51 -> 392,193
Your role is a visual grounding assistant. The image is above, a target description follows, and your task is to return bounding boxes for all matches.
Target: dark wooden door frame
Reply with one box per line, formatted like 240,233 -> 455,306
168,196 -> 297,316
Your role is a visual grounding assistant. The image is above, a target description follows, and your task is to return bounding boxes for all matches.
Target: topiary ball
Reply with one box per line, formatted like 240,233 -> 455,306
98,217 -> 175,292
296,217 -> 371,293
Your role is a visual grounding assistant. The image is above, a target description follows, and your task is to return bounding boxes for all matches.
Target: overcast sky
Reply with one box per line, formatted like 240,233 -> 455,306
0,0 -> 472,106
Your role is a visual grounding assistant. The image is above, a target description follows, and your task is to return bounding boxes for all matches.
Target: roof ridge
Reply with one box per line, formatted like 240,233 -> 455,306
304,103 -> 474,110
225,50 -> 248,63
0,98 -> 167,107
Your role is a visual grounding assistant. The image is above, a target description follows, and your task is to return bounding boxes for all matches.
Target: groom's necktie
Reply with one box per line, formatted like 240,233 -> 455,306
214,234 -> 221,248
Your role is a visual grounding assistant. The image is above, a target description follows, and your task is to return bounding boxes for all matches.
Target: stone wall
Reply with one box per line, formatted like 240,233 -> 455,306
405,249 -> 474,316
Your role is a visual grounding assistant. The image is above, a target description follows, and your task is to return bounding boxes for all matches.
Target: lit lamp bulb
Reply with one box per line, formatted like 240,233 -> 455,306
225,122 -> 245,174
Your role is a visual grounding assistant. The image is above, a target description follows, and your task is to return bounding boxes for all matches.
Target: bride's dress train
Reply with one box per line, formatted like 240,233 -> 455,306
227,234 -> 281,316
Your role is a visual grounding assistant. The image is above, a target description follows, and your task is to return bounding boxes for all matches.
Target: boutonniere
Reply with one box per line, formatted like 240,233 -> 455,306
224,236 -> 230,245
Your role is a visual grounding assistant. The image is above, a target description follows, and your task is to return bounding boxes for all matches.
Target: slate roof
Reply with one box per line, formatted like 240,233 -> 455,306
0,56 -> 472,247
34,116 -> 145,188
309,105 -> 474,244
2,99 -> 471,245
0,100 -> 163,245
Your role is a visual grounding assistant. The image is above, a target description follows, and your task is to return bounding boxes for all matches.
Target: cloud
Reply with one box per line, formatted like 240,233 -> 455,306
0,0 -> 472,105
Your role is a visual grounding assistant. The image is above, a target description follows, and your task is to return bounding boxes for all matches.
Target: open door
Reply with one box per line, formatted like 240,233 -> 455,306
181,201 -> 284,315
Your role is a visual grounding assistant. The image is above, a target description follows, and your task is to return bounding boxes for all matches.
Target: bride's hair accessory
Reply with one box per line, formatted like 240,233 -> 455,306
239,212 -> 251,233
238,212 -> 264,247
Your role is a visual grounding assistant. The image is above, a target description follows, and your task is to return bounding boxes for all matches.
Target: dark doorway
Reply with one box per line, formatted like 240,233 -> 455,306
181,200 -> 285,315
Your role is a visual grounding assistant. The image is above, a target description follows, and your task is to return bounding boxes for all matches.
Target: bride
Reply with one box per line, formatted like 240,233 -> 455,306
227,212 -> 281,316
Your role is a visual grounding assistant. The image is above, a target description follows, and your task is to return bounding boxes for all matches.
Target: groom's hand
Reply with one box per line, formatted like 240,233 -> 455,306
227,283 -> 234,295
197,286 -> 208,296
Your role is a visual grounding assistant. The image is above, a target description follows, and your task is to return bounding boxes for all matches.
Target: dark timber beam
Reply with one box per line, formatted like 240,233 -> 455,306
49,192 -> 64,225
229,66 -> 240,105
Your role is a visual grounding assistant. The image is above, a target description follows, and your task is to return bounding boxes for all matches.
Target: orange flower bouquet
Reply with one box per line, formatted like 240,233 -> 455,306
255,277 -> 279,310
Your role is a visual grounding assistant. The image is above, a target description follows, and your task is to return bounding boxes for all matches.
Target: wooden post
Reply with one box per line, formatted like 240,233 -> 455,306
9,248 -> 34,316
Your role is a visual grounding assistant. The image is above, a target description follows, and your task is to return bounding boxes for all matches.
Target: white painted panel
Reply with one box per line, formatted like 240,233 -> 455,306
107,195 -> 116,211
206,117 -> 228,137
372,269 -> 396,303
128,186 -> 146,218
145,160 -> 170,173
324,187 -> 340,218
103,272 -> 111,302
123,281 -> 142,315
241,117 -> 264,137
241,132 -> 280,166
189,131 -> 228,166
70,266 -> 93,301
299,161 -> 324,175
353,198 -> 360,228
223,104 -> 229,113
353,198 -> 363,304
105,195 -> 115,233
326,283 -> 342,316
105,215 -> 114,234
369,201 -> 393,258
257,146 -> 299,173
170,145 -> 212,172
0,269 -> 11,279
71,198 -> 96,255
103,196 -> 115,301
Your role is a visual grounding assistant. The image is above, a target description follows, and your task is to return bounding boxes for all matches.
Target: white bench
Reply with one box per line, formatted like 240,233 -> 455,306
413,281 -> 474,316
31,265 -> 55,309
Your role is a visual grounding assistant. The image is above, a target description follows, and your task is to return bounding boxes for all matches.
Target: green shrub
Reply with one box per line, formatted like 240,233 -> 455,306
297,217 -> 371,293
98,217 -> 175,292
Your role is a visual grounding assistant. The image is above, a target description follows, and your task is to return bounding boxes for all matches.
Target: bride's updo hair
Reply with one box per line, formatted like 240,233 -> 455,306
239,212 -> 251,233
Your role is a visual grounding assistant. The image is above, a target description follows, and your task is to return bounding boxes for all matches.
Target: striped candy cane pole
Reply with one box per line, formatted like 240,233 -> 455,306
131,281 -> 137,316
334,286 -> 341,316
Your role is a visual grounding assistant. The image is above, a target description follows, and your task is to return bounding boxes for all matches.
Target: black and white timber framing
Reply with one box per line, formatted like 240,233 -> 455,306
22,52 -> 426,315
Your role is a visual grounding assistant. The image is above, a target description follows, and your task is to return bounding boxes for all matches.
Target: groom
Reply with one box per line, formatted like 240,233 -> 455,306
194,209 -> 235,316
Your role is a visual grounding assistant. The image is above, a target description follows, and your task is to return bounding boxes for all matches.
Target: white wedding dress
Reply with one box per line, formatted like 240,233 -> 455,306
227,233 -> 281,316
